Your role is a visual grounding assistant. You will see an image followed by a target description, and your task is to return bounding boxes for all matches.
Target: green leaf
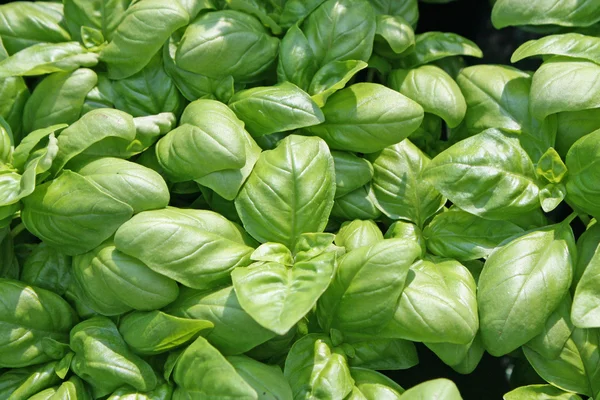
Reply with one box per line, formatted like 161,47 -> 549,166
348,367 -> 405,399
176,10 -> 278,83
399,32 -> 482,68
0,2 -> 71,54
388,65 -> 466,128
250,243 -> 294,266
0,42 -> 98,78
233,250 -> 335,335
512,33 -> 600,64
574,223 -> 600,287
227,355 -> 293,400
303,0 -> 376,68
556,109 -> 600,158
318,239 -> 421,334
539,183 -> 567,213
235,135 -> 335,249
536,147 -> 568,183
565,129 -> 600,219
276,24 -> 318,92
304,83 -> 424,153
491,0 -> 600,28
165,286 -> 276,355
345,336 -> 418,370
284,334 -> 354,400
503,384 -> 583,400
21,171 -> 133,256
335,220 -> 383,252
114,208 -> 253,290
331,151 -> 373,199
63,0 -> 133,42
156,99 -> 247,182
108,51 -> 184,117
374,15 -> 414,58
279,0 -> 326,28
523,327 -> 600,398
381,258 -> 478,344
572,246 -> 600,328
368,139 -> 446,227
526,295 -> 574,360
51,108 -> 135,174
72,240 -> 179,315
478,222 -> 575,356
331,185 -> 382,221
119,311 -> 213,355
0,279 -> 77,368
531,57 -> 600,121
423,128 -> 541,220
20,242 -> 72,295
367,0 -> 419,26
229,82 -> 324,137
309,60 -> 368,107
173,336 -> 257,399
100,0 -> 189,79
74,157 -> 169,213
22,68 -> 97,134
457,65 -> 555,162
399,378 -> 462,399
384,221 -> 426,256
423,208 -> 524,261
0,361 -> 61,400
70,317 -> 157,397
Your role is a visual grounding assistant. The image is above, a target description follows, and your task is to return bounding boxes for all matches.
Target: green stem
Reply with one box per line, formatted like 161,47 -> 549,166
366,68 -> 375,83
563,211 -> 578,225
10,222 -> 25,238
577,213 -> 591,226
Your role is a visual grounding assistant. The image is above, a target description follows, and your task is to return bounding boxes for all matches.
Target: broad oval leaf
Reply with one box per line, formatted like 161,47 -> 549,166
318,239 -> 422,334
303,0 -> 376,68
63,0 -> 133,42
0,279 -> 77,368
478,222 -> 575,356
165,286 -> 276,355
572,246 -> 600,327
72,240 -> 180,315
276,24 -> 318,92
22,170 -> 133,256
531,57 -> 600,120
228,82 -> 324,137
70,317 -> 157,397
388,65 -> 466,128
368,139 -> 445,227
74,157 -> 169,213
309,60 -> 368,107
491,0 -> 600,28
284,334 -> 354,400
504,384 -> 583,400
381,258 -> 478,345
0,42 -> 98,79
173,336 -> 257,399
399,32 -> 482,68
422,128 -> 541,220
512,33 -> 600,64
20,242 -> 71,295
423,208 -> 524,261
565,129 -> 600,219
114,208 -> 254,290
0,2 -> 71,54
235,134 -> 335,249
119,311 -> 213,355
100,0 -> 189,79
399,378 -> 462,400
335,220 -> 383,252
22,68 -> 97,134
233,250 -> 336,335
176,10 -> 279,83
227,355 -> 293,400
523,327 -> 600,399
304,83 -> 424,153
332,151 -> 373,199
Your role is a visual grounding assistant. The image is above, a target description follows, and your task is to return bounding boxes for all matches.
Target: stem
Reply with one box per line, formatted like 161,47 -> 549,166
10,222 -> 25,238
577,213 -> 591,226
563,211 -> 578,225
